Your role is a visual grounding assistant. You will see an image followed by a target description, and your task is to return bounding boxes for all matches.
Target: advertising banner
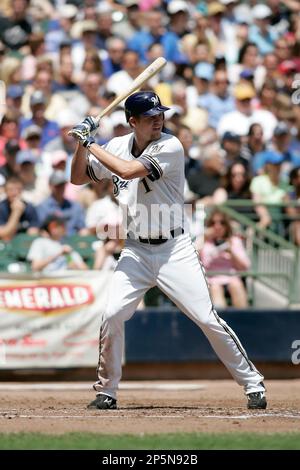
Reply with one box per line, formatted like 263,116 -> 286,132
0,271 -> 112,368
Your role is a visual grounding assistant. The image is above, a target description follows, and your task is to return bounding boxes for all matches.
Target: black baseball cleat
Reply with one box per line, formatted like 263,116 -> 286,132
247,391 -> 267,409
87,394 -> 117,410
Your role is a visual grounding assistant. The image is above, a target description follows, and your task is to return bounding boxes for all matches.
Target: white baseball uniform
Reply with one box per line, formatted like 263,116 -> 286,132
86,131 -> 264,400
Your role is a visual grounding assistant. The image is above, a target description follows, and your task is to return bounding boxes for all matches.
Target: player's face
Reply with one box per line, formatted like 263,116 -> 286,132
133,113 -> 164,141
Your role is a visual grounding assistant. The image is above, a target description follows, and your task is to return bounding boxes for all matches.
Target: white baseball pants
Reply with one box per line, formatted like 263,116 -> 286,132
93,234 -> 264,399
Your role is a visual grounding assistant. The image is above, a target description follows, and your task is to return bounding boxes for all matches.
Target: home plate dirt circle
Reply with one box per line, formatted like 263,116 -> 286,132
0,380 -> 299,435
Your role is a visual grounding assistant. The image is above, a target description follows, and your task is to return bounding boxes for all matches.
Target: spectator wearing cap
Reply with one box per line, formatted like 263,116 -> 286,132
0,175 -> 39,242
37,170 -> 87,236
198,69 -> 235,128
15,149 -> 49,205
0,139 -> 20,186
277,60 -> 297,96
217,82 -> 278,140
71,20 -> 100,74
249,4 -> 279,56
50,149 -> 80,202
160,1 -> 190,64
19,90 -> 60,149
221,131 -> 249,169
95,2 -> 114,50
0,0 -> 32,50
250,151 -> 289,229
6,85 -> 24,119
112,1 -> 140,42
206,2 -> 227,59
21,68 -> 68,122
22,124 -> 42,154
253,122 -> 300,176
187,62 -> 214,108
45,4 -> 78,53
27,214 -> 87,273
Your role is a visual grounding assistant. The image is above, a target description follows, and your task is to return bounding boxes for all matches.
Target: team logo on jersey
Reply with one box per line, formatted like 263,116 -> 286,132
150,96 -> 159,106
112,175 -> 130,196
149,144 -> 164,155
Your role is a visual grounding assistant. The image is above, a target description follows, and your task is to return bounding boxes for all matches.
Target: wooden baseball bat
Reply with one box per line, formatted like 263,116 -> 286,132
94,57 -> 167,124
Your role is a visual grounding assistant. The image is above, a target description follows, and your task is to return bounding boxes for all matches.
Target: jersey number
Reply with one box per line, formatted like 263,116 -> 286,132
141,178 -> 152,193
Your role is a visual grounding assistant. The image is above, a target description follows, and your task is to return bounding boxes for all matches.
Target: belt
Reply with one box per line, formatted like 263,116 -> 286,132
138,227 -> 184,245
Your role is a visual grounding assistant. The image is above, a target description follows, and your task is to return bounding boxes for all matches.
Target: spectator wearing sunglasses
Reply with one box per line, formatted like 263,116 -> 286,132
200,209 -> 250,308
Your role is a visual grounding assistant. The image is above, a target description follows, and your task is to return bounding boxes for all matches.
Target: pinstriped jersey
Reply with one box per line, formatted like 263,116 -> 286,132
86,132 -> 185,238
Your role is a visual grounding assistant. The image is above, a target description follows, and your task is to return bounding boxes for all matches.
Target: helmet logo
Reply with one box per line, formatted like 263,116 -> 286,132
150,96 -> 159,106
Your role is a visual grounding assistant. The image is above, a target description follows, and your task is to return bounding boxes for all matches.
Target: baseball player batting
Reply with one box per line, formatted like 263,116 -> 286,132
69,91 -> 267,410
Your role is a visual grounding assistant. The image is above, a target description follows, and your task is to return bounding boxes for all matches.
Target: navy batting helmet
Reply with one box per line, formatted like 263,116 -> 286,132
124,91 -> 170,122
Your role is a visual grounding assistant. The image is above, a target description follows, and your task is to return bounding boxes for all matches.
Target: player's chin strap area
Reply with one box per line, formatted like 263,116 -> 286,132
129,227 -> 184,245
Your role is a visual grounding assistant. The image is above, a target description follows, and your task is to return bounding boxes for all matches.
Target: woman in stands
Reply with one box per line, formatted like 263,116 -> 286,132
200,209 -> 250,308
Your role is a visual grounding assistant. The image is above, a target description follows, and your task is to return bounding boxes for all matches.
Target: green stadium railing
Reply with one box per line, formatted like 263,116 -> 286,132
216,202 -> 300,305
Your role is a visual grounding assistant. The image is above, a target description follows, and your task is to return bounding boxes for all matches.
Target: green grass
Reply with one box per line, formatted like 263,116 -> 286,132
0,432 -> 300,450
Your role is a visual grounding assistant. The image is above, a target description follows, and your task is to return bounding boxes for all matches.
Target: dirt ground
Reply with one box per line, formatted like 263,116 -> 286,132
0,380 -> 299,435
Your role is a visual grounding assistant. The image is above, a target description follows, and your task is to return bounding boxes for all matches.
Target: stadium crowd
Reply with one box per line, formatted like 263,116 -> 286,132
0,0 -> 300,305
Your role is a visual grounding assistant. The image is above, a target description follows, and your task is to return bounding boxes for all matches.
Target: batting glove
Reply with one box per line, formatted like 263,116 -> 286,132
82,116 -> 99,133
68,123 -> 90,143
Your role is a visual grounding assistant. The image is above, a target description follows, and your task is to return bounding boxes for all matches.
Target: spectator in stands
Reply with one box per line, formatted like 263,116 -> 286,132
285,166 -> 300,246
69,72 -> 104,119
0,139 -> 20,184
127,9 -> 165,63
37,170 -> 87,236
0,175 -> 39,242
53,53 -> 78,93
213,161 -> 252,209
250,151 -> 288,229
228,42 -> 264,88
6,85 -> 23,119
20,91 -> 60,149
71,20 -> 99,74
187,145 -> 225,205
221,131 -> 249,169
200,209 -> 250,308
101,36 -> 126,78
189,62 -> 214,108
0,0 -> 32,50
93,238 -> 120,271
217,82 -> 278,141
163,1 -> 189,63
249,4 -> 279,55
106,49 -> 142,96
27,215 -> 87,273
0,110 -> 23,166
240,123 -> 266,165
16,149 -> 49,205
198,68 -> 235,128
